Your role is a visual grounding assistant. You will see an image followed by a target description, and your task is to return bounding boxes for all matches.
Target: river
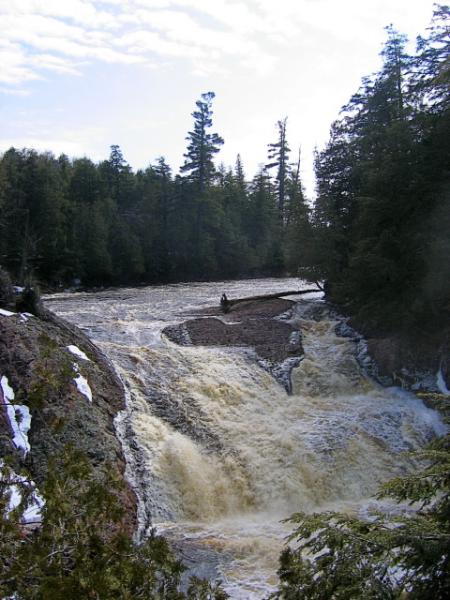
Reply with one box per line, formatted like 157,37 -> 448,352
44,278 -> 446,598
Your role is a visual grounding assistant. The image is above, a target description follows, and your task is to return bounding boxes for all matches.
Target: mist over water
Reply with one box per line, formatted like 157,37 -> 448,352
45,279 -> 446,598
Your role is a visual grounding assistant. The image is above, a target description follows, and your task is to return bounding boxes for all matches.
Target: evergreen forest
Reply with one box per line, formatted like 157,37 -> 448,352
0,5 -> 449,335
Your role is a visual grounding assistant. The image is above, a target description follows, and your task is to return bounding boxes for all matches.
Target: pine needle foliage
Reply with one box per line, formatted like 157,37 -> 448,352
272,396 -> 450,599
0,446 -> 228,599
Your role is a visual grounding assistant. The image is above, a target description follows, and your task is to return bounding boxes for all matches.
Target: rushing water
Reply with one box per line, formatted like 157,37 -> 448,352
45,278 -> 446,598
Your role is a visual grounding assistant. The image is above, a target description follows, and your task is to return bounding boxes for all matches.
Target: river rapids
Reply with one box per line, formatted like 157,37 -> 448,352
45,278 -> 446,598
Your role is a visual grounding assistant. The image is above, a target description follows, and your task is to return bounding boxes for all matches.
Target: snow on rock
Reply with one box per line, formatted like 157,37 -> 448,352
1,375 -> 31,455
19,312 -> 34,322
0,460 -> 44,523
74,374 -> 93,403
0,308 -> 32,323
72,363 -> 93,403
1,374 -> 14,402
437,368 -> 450,396
67,344 -> 91,361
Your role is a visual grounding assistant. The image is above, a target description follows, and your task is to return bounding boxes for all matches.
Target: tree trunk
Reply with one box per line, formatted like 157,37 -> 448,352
220,288 -> 321,312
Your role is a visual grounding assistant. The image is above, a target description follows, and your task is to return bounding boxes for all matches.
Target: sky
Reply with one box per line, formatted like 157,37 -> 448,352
0,0 -> 439,196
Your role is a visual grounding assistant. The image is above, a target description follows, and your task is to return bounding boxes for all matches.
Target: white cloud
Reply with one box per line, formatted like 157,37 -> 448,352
130,8 -> 266,59
1,0 -> 118,28
29,54 -> 82,76
6,0 -> 428,92
0,0 -> 439,195
0,137 -> 83,156
115,29 -> 203,59
0,41 -> 43,85
0,0 -> 289,90
0,122 -> 110,159
0,86 -> 31,96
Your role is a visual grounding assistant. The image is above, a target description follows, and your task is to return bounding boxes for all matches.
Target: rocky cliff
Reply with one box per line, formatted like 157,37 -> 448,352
0,306 -> 136,528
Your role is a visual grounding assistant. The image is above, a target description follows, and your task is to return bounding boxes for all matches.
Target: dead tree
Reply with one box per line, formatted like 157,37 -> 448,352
219,287 -> 322,312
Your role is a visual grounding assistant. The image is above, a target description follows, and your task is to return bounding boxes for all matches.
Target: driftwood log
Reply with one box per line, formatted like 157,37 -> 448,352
220,287 -> 322,313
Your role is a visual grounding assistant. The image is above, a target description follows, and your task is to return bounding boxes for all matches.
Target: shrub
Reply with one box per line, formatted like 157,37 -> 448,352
272,396 -> 450,600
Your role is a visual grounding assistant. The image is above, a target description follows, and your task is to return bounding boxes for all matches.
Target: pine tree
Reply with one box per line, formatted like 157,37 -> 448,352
101,145 -> 135,210
234,154 -> 246,194
380,25 -> 410,121
180,92 -> 224,191
266,118 -> 291,224
284,149 -> 315,279
414,4 -> 450,111
246,169 -> 283,274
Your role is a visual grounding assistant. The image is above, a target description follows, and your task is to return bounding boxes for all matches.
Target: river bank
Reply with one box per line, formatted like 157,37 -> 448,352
335,310 -> 450,397
163,288 -> 450,399
2,278 -> 448,598
20,272 -> 450,397
0,304 -> 137,530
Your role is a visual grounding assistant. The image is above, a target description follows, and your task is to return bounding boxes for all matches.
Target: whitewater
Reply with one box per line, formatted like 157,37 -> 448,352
45,278 -> 446,598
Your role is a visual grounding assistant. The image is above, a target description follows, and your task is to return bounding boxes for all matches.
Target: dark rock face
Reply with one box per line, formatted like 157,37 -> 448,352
366,337 -> 414,379
164,299 -> 303,392
0,309 -> 136,529
359,329 -> 449,393
442,342 -> 450,389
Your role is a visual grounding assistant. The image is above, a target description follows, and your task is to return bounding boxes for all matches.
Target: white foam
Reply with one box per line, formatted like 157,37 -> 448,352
44,279 -> 450,596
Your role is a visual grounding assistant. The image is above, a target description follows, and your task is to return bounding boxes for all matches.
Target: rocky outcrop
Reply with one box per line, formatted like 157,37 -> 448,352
365,333 -> 450,393
333,309 -> 450,394
163,298 -> 303,392
0,308 -> 136,529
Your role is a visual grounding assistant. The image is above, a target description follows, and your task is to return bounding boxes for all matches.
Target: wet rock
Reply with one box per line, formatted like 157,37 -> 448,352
163,299 -> 303,392
333,314 -> 450,394
365,335 -> 441,392
0,309 -> 137,529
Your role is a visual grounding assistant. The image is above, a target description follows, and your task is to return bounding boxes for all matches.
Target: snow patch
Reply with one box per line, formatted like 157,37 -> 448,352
72,363 -> 93,402
67,344 -> 90,361
0,308 -> 32,321
437,368 -> 450,396
0,460 -> 44,523
1,375 -> 31,455
74,374 -> 93,403
1,374 -> 14,402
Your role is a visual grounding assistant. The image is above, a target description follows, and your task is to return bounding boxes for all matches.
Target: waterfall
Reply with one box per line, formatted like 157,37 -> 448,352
45,279 -> 446,598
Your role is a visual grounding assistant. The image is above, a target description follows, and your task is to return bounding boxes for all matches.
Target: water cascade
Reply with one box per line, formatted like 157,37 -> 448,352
46,279 -> 446,598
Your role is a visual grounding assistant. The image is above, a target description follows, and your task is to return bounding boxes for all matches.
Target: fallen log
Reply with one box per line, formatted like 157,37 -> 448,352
220,288 -> 322,312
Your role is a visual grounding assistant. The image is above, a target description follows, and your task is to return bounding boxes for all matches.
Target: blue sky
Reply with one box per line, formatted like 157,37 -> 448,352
0,0 -> 439,195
